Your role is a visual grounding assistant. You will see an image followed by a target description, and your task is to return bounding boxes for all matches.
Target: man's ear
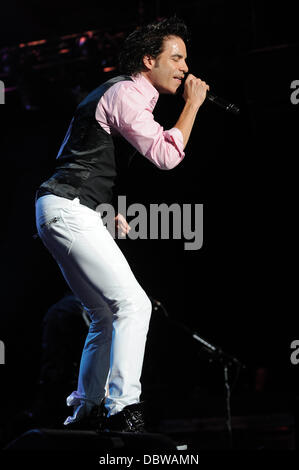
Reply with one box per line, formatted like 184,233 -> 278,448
143,55 -> 155,70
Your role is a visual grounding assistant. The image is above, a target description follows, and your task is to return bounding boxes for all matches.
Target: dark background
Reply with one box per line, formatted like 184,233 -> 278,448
0,0 -> 298,451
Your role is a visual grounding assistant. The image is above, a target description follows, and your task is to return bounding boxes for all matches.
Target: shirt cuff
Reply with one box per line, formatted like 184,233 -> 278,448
164,127 -> 185,159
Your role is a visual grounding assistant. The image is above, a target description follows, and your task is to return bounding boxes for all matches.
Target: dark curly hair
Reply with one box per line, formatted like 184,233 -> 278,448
118,16 -> 189,76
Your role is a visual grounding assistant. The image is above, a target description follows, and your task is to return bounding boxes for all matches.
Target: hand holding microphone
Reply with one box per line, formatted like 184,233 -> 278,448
183,73 -> 240,115
183,74 -> 210,109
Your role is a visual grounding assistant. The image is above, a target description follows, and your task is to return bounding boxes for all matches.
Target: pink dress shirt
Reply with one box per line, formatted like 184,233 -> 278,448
95,73 -> 185,170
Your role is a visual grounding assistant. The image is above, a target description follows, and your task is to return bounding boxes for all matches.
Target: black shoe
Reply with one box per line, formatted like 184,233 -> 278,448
64,402 -> 106,431
102,402 -> 146,433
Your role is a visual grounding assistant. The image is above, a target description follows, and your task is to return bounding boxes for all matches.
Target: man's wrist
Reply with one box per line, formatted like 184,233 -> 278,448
184,99 -> 200,112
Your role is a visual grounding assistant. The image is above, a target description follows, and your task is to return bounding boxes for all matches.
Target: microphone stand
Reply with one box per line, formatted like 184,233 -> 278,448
192,332 -> 242,449
151,298 -> 244,449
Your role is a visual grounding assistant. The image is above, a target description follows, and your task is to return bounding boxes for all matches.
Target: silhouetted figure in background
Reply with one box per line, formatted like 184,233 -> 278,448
3,293 -> 91,442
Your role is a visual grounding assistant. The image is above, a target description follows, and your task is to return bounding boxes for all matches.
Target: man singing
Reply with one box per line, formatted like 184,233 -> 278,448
35,16 -> 209,432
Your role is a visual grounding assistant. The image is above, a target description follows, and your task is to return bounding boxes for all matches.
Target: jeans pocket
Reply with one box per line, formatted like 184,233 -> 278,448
61,204 -> 102,232
38,210 -> 76,256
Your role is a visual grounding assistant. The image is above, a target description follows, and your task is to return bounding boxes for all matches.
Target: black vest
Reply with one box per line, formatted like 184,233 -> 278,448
36,75 -> 136,210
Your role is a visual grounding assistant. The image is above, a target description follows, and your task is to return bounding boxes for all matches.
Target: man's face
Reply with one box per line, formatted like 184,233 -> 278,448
144,35 -> 189,94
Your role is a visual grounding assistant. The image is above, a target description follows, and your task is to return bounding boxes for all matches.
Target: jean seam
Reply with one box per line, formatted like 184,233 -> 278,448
59,209 -> 76,255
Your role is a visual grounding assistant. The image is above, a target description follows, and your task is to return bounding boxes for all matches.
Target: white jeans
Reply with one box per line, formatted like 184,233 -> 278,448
35,194 -> 152,422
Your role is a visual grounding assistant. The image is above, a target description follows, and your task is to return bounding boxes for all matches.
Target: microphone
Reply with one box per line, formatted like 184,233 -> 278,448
206,91 -> 240,115
181,74 -> 240,115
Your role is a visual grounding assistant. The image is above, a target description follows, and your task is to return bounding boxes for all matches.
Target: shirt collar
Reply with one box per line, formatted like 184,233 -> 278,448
131,73 -> 159,110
